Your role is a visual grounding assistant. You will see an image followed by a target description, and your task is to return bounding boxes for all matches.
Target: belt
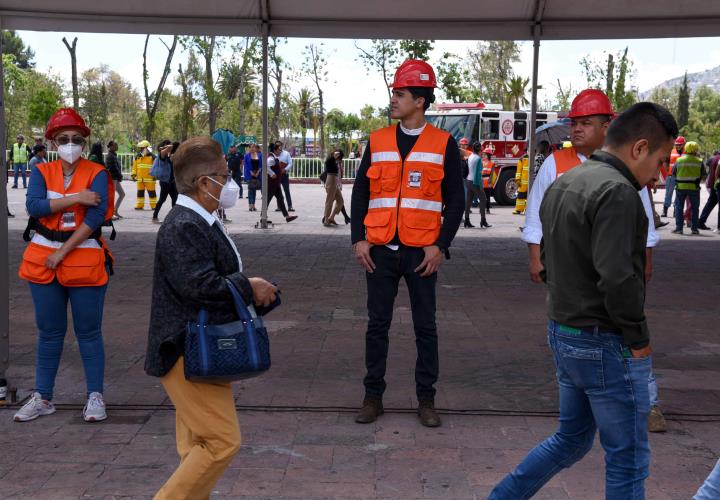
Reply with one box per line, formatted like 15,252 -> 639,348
550,320 -> 621,336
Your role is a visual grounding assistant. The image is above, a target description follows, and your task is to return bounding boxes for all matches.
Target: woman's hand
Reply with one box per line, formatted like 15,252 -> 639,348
45,249 -> 67,270
75,189 -> 101,207
248,277 -> 278,307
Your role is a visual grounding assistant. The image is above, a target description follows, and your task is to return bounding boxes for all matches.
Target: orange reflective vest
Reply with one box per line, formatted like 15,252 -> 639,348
481,158 -> 494,189
553,147 -> 582,177
364,123 -> 450,247
19,159 -> 114,287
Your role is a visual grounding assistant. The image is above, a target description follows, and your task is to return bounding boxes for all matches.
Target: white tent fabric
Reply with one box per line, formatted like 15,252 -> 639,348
2,0 -> 720,382
2,1 -> 720,39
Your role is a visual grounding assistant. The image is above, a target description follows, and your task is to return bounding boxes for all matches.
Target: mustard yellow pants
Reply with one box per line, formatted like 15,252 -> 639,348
135,180 -> 157,209
154,357 -> 242,500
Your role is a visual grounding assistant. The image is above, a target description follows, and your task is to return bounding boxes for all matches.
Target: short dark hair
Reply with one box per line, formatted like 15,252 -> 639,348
107,140 -> 117,148
472,141 -> 483,154
32,144 -> 46,154
605,102 -> 679,152
407,87 -> 436,111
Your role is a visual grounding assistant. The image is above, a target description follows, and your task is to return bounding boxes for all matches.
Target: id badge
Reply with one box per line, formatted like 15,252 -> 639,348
61,212 -> 77,230
408,170 -> 422,189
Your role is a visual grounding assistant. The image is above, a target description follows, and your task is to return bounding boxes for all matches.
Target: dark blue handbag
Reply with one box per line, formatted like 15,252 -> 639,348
184,280 -> 271,382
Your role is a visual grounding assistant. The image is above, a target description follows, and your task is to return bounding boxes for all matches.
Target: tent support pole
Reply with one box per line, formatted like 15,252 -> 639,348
258,22 -> 270,229
0,16 -> 10,389
528,1 -> 544,191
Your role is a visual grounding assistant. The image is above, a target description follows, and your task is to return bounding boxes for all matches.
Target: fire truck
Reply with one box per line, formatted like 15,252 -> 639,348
425,102 -> 558,205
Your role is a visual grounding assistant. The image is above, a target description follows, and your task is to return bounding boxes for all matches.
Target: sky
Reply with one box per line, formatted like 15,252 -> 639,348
16,31 -> 720,115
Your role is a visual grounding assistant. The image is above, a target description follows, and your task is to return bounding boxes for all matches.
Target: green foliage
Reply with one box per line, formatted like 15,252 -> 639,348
326,108 -> 361,151
355,39 -> 399,124
436,53 -> 478,103
468,41 -> 521,105
580,47 -> 637,112
682,86 -> 720,154
398,40 -> 434,61
2,31 -> 35,69
506,76 -> 530,110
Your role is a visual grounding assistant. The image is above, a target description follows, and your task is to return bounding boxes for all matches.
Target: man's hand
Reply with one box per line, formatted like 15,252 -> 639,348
415,245 -> 443,277
353,240 -> 376,273
75,189 -> 101,207
45,249 -> 67,270
631,344 -> 652,359
528,244 -> 544,284
131,175 -> 137,182
248,277 -> 278,307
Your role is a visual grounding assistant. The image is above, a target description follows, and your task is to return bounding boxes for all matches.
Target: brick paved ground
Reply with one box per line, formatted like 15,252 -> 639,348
1,182 -> 719,499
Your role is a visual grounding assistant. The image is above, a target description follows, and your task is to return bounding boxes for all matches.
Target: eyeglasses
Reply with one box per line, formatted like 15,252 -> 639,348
195,172 -> 232,183
55,136 -> 86,146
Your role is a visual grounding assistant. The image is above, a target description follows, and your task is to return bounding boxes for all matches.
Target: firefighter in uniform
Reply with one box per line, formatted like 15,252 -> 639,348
131,140 -> 157,210
350,60 -> 465,428
14,108 -> 114,424
513,153 -> 529,215
662,136 -> 685,217
671,140 -> 705,235
522,88 -> 668,432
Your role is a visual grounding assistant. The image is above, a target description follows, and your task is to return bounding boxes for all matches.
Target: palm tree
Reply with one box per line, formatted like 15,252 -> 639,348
295,88 -> 318,155
505,76 -> 530,111
219,62 -> 256,136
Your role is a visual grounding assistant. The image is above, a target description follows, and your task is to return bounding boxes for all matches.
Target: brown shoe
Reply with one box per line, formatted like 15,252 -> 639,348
648,405 -> 667,432
355,396 -> 383,424
418,400 -> 441,428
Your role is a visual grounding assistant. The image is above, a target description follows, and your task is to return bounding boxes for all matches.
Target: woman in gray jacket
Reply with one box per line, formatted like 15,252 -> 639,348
145,136 -> 277,499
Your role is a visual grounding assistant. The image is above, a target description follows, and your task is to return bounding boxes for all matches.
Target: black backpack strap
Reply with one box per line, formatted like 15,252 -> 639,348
22,217 -> 38,242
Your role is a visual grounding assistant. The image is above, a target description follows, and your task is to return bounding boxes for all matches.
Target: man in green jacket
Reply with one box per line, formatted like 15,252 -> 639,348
9,134 -> 32,189
672,140 -> 706,235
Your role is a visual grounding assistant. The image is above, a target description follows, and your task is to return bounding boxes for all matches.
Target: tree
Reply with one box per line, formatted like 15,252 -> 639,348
355,39 -> 399,124
436,53 -> 478,103
326,108 -> 360,152
181,36 -> 224,134
359,104 -> 386,138
682,86 -> 720,153
62,36 -> 79,108
218,37 -> 259,136
80,67 -> 110,137
294,88 -> 318,155
176,52 -> 201,141
506,76 -> 530,110
2,31 -> 35,69
303,44 -> 328,157
580,47 -> 637,112
399,40 -> 434,61
553,79 -> 574,111
142,35 -> 178,142
648,86 -> 679,120
268,38 -> 287,140
468,41 -> 520,105
677,71 -> 690,130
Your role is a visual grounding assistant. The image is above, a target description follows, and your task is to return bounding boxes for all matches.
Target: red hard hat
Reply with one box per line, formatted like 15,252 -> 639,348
675,136 -> 686,145
459,138 -> 469,146
568,89 -> 614,119
390,59 -> 437,88
45,108 -> 91,139
483,147 -> 493,154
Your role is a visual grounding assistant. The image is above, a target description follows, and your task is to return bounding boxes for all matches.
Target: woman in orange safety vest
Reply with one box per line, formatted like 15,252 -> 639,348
14,108 -> 113,424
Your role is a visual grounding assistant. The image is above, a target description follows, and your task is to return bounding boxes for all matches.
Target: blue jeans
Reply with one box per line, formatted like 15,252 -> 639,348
695,457 -> 720,499
29,280 -> 108,401
648,370 -> 659,407
13,162 -> 27,188
248,187 -> 257,205
663,176 -> 675,210
490,321 -> 651,500
675,189 -> 700,231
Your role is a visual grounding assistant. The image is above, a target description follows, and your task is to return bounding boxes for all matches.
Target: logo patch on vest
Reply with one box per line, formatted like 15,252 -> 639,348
408,171 -> 422,188
61,212 -> 77,229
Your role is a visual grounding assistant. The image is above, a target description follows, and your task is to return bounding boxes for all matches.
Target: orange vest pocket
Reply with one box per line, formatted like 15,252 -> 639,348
56,248 -> 107,287
421,167 -> 445,196
364,210 -> 394,245
399,210 -> 441,247
18,243 -> 56,284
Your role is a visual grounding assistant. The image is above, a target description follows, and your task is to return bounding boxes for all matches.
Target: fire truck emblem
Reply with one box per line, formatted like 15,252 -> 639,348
408,171 -> 422,188
484,142 -> 496,154
502,119 -> 514,135
511,144 -> 520,156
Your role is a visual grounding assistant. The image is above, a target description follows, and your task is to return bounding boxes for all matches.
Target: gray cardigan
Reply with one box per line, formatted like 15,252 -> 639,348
145,205 -> 254,377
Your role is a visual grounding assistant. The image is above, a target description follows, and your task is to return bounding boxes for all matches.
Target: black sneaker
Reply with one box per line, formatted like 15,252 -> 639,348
698,222 -> 711,230
288,207 -> 295,212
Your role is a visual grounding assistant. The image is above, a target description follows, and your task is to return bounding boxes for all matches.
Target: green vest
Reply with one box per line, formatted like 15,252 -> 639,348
12,143 -> 28,164
675,154 -> 702,191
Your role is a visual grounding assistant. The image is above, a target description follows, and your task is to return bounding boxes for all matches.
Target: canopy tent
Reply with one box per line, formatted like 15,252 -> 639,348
3,1 -> 720,384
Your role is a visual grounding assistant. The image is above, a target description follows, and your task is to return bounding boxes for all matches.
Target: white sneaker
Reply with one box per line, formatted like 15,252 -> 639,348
14,392 -> 56,422
83,392 -> 107,422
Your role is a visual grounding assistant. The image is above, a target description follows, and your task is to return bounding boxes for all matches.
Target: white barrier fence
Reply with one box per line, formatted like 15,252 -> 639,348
7,151 -> 361,180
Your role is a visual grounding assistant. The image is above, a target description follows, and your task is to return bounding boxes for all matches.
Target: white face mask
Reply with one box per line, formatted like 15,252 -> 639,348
57,143 -> 83,164
206,177 -> 240,209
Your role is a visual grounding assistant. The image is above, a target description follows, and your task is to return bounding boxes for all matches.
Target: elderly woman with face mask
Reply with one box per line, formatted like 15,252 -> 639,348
145,136 -> 277,499
15,108 -> 113,424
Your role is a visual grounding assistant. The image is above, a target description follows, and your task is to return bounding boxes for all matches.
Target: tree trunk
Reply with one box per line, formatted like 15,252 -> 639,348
143,35 -> 178,142
178,64 -> 191,141
62,37 -> 79,108
318,92 -> 325,159
271,67 -> 282,140
205,36 -> 217,135
238,74 -> 246,137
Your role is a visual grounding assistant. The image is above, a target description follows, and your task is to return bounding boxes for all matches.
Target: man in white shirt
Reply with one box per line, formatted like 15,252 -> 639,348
275,141 -> 295,212
522,89 -> 667,433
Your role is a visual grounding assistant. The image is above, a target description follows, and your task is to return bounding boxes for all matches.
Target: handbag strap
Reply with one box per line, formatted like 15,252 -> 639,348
225,279 -> 253,323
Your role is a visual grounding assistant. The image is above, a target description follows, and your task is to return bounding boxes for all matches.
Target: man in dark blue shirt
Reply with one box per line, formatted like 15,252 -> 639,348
226,144 -> 244,199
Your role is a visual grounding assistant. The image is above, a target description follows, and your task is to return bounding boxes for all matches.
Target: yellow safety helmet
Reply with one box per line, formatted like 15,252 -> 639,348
684,141 -> 699,154
562,140 -> 572,149
137,140 -> 151,148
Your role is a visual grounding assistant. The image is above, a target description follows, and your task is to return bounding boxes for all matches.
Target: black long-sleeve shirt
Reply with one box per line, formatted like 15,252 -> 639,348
540,151 -> 650,349
351,126 -> 465,251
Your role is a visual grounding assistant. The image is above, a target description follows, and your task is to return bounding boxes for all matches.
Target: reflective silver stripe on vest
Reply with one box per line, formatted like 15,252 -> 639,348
676,176 -> 699,182
371,151 -> 401,163
368,197 -> 398,209
400,198 -> 443,212
46,190 -> 65,200
30,233 -> 102,250
406,152 -> 443,165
